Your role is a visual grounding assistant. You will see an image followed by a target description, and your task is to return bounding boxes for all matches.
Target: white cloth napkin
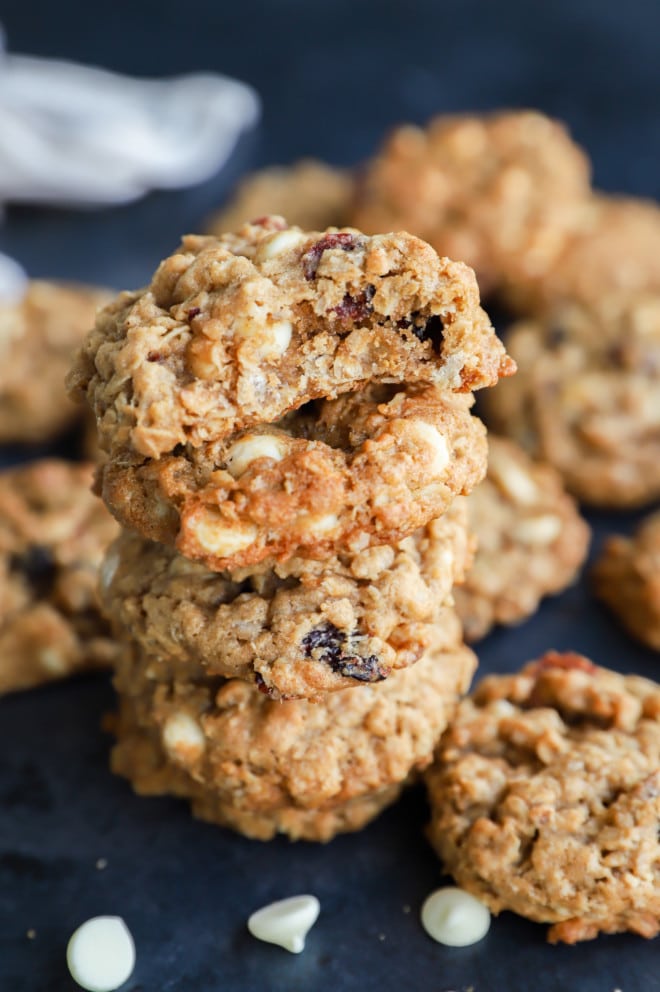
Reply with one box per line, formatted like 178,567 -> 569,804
0,36 -> 260,207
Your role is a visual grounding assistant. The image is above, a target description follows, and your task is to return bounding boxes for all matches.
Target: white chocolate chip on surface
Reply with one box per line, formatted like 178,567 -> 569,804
225,434 -> 288,477
190,514 -> 258,557
254,229 -> 307,262
297,512 -> 340,535
513,514 -> 562,546
260,318 -> 292,360
406,422 -> 450,476
488,450 -> 539,505
66,916 -> 135,992
421,887 -> 491,947
247,894 -> 320,954
162,712 -> 205,762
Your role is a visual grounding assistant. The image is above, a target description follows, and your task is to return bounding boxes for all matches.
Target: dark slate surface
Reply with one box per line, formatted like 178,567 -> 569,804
0,2 -> 659,989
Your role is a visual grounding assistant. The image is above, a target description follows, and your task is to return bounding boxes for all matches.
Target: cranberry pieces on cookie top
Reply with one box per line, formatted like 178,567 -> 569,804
67,216 -> 514,461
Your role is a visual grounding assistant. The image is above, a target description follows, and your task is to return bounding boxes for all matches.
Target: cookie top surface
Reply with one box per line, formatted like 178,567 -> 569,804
207,160 -> 352,236
101,498 -> 471,700
426,651 -> 660,943
112,615 -> 476,840
593,511 -> 660,651
0,280 -> 110,443
0,459 -> 119,694
67,217 -> 513,460
99,384 -> 487,571
351,110 -> 591,298
455,436 -> 590,641
482,294 -> 660,507
522,195 -> 660,312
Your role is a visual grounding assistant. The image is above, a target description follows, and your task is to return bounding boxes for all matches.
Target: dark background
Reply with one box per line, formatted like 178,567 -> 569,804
0,2 -> 659,990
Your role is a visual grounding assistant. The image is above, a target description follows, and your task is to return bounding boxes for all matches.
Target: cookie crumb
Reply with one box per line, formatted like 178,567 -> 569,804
26,928 -> 36,940
95,858 -> 108,870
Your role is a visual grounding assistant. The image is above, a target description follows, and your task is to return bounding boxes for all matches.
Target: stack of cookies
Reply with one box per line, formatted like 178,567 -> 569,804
68,216 -> 513,841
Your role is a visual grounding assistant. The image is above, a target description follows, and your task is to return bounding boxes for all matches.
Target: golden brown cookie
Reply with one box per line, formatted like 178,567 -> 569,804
0,459 -> 119,695
101,499 -> 472,700
67,217 -> 513,462
455,437 -> 590,641
481,295 -> 660,507
514,195 -> 660,312
0,280 -> 110,443
426,652 -> 660,943
111,612 -> 476,841
593,511 -> 660,650
207,160 -> 352,235
351,110 -> 591,299
98,385 -> 487,572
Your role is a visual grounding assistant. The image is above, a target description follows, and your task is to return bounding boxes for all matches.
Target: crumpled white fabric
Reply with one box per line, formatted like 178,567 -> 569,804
0,37 -> 260,207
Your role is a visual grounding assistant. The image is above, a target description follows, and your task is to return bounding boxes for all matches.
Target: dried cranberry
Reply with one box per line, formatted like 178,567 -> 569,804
409,314 -> 445,353
302,622 -> 386,683
10,545 -> 57,598
302,232 -> 360,280
331,284 -> 375,323
187,307 -> 201,320
146,351 -> 163,362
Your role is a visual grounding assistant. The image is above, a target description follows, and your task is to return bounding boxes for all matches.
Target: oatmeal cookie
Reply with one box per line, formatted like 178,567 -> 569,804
101,499 -> 471,700
99,385 -> 487,571
516,195 -> 660,312
351,110 -> 591,299
207,160 -> 352,235
111,615 -> 476,841
0,280 -> 110,443
0,460 -> 119,695
455,437 -> 590,641
426,652 -> 660,943
481,295 -> 660,507
593,512 -> 660,650
67,217 -> 513,461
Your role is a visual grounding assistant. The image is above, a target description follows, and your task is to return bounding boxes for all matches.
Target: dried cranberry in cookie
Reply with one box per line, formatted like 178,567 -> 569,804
100,499 -> 472,700
67,217 -> 513,460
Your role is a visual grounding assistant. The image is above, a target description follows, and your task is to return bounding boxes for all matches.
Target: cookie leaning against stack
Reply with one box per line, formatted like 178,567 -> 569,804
69,216 -> 514,840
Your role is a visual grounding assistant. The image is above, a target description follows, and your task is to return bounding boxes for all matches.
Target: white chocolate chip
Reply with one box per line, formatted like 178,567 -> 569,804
162,712 -> 205,762
191,514 -> 258,557
247,895 -> 320,954
406,422 -> 450,476
235,315 -> 292,361
254,229 -> 307,262
99,548 -> 120,591
421,887 -> 491,947
513,514 -> 562,546
225,434 -> 288,478
488,451 -> 539,505
297,512 -> 339,535
66,916 -> 135,992
39,648 -> 68,674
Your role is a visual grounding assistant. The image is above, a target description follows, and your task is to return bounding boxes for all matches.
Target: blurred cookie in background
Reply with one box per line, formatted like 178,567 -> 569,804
207,160 -> 353,235
455,436 -> 590,641
593,511 -> 660,651
0,459 -> 119,695
0,280 -> 111,444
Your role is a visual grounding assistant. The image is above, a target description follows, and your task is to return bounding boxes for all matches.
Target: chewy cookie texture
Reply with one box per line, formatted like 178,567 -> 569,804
100,500 -> 472,700
593,511 -> 660,651
111,614 -> 476,842
426,652 -> 660,943
67,216 -> 513,461
98,385 -> 487,572
0,460 -> 119,695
